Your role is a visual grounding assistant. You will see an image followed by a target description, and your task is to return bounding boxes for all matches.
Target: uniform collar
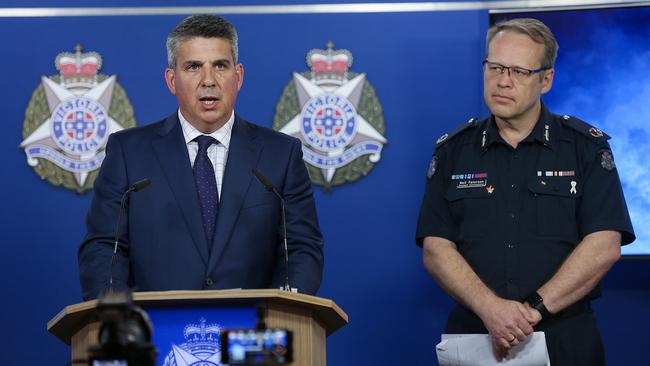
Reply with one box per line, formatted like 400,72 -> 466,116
532,102 -> 555,149
480,101 -> 555,152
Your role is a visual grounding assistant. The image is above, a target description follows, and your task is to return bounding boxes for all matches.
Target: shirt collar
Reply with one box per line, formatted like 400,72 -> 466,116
530,102 -> 554,148
178,109 -> 235,149
480,101 -> 555,152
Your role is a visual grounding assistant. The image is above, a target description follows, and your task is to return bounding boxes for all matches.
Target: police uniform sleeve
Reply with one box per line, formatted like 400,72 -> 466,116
577,143 -> 635,245
415,146 -> 456,246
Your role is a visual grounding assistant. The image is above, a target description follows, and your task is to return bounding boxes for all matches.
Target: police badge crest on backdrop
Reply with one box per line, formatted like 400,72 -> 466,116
149,306 -> 257,366
161,318 -> 222,366
273,42 -> 387,190
19,45 -> 135,193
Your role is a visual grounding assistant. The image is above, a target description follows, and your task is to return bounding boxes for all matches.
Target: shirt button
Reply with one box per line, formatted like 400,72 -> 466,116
509,213 -> 516,219
511,184 -> 517,190
205,277 -> 214,287
506,243 -> 515,249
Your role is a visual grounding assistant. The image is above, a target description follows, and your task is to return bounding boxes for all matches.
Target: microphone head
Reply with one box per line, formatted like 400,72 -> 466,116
252,169 -> 274,192
131,179 -> 151,192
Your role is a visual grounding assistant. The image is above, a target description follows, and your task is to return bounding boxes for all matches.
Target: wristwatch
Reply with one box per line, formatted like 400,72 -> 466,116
524,292 -> 552,319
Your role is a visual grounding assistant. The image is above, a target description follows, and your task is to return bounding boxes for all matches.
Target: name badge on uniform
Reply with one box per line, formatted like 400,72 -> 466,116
451,172 -> 488,189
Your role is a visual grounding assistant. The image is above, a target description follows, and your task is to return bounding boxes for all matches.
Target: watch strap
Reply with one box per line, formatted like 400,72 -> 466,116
525,291 -> 552,319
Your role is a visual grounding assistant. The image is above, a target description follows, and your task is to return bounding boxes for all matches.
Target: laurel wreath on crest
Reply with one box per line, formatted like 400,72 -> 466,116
22,74 -> 136,193
272,71 -> 386,190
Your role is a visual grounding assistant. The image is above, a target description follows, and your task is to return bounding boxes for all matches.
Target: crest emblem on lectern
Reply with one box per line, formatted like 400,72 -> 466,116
19,44 -> 135,193
162,318 -> 223,366
273,42 -> 388,190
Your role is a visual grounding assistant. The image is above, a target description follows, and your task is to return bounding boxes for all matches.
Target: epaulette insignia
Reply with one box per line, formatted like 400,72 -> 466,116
589,127 -> 604,138
427,155 -> 438,179
560,115 -> 610,142
436,117 -> 478,148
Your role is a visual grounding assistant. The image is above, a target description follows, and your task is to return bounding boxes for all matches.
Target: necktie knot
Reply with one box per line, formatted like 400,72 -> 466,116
195,135 -> 216,152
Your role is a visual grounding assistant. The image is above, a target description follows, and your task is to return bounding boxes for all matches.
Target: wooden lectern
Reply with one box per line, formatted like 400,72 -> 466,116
48,289 -> 348,365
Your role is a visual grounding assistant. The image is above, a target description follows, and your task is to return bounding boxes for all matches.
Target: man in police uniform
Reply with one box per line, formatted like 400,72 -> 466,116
416,18 -> 634,365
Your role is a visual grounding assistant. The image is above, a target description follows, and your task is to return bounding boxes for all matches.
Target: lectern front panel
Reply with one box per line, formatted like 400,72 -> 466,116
147,306 -> 257,365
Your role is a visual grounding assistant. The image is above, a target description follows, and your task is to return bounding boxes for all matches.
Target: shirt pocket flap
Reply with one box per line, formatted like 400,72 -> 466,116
528,178 -> 582,198
445,186 -> 495,202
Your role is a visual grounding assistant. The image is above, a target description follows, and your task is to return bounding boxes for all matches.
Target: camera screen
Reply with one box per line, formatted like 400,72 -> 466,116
220,328 -> 292,364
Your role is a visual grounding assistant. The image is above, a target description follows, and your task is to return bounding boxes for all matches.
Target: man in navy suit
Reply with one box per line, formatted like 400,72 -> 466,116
78,14 -> 324,300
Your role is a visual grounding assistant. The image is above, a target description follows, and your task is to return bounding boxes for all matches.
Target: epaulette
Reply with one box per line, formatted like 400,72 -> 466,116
435,117 -> 479,148
559,114 -> 610,143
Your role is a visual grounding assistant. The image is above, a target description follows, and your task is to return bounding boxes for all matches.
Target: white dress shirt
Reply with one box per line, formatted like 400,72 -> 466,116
178,110 -> 235,200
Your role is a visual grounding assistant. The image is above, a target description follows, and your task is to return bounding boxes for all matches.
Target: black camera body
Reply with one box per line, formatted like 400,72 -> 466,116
87,292 -> 156,366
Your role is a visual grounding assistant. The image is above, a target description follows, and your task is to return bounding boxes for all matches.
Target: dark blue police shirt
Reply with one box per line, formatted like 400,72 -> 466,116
416,104 -> 635,301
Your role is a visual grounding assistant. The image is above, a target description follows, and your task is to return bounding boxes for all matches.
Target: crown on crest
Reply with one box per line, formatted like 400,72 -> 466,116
307,41 -> 353,85
183,318 -> 221,342
55,44 -> 102,88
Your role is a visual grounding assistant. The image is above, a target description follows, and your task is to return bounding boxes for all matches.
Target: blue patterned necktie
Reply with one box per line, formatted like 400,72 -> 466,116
193,135 -> 218,246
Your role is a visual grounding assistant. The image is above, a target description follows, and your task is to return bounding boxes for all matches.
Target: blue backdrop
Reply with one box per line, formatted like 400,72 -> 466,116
1,1 -> 648,365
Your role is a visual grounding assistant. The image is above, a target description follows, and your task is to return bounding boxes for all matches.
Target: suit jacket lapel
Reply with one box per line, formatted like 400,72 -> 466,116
152,113 -> 209,265
208,116 -> 262,271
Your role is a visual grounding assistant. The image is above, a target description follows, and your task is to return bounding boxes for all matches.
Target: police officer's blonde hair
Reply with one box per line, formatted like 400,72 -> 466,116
486,18 -> 559,70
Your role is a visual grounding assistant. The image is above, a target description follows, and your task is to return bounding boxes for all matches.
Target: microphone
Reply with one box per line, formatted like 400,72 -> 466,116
252,169 -> 295,293
130,179 -> 151,192
108,179 -> 151,293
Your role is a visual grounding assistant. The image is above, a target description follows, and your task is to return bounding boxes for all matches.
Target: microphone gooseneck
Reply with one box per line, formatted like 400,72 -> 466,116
252,169 -> 293,292
108,179 -> 151,293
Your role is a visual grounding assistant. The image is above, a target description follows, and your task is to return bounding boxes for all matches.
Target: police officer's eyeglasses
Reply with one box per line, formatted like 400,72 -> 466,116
482,60 -> 550,82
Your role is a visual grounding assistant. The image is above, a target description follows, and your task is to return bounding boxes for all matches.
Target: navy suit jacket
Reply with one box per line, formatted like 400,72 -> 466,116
78,113 -> 323,300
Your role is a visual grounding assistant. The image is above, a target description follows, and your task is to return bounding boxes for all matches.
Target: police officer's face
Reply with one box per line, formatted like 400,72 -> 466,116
484,31 -> 554,124
165,37 -> 244,133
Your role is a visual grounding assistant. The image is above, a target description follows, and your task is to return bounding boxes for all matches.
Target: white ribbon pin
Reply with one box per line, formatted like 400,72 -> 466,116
570,181 -> 577,194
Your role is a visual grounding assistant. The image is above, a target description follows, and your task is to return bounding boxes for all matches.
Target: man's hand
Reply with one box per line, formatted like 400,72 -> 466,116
477,297 -> 537,361
523,302 -> 543,327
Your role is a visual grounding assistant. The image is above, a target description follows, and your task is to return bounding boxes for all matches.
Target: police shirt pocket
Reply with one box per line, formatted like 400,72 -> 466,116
445,186 -> 495,239
527,178 -> 581,239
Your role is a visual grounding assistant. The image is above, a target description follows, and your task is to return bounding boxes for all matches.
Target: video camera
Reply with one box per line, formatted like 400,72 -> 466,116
87,291 -> 156,366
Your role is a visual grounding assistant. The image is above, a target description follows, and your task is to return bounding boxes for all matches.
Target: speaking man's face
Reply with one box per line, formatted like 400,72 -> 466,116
165,37 -> 244,133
